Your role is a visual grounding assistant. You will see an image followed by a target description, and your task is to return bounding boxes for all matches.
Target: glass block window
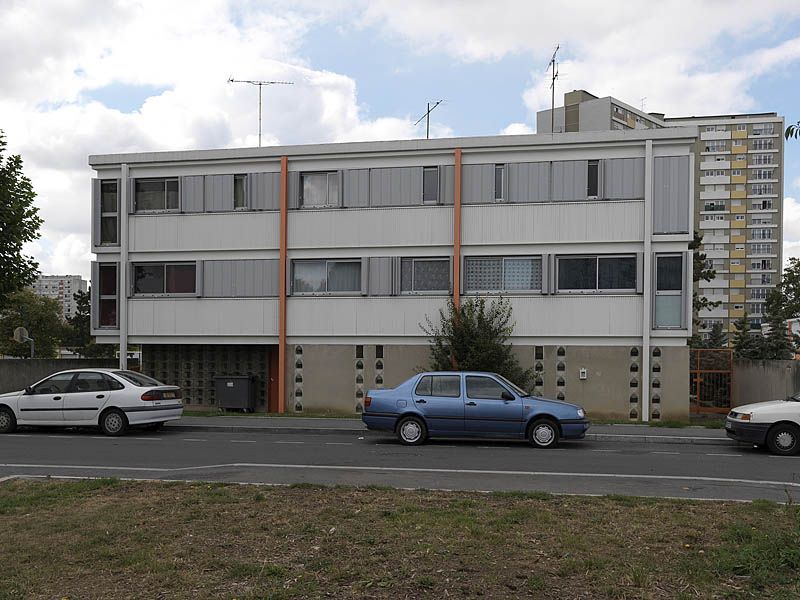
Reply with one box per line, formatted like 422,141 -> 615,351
401,258 -> 450,292
464,257 -> 541,292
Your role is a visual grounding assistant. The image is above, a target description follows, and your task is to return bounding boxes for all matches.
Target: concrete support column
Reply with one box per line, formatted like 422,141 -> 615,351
642,141 -> 653,422
453,148 -> 462,306
119,163 -> 129,370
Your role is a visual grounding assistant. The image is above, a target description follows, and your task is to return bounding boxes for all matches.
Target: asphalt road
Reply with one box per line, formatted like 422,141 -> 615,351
1,428 -> 798,502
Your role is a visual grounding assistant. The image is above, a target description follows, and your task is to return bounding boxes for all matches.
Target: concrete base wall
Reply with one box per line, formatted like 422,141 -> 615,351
0,358 -> 118,394
732,359 -> 800,407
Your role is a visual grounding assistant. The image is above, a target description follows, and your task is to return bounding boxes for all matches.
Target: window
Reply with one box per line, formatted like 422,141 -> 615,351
133,263 -> 196,295
72,372 -> 115,393
760,274 -> 772,284
733,139 -> 745,147
751,199 -> 773,210
494,164 -> 504,201
415,375 -> 461,398
134,178 -> 179,211
401,258 -> 450,293
748,303 -> 765,315
30,372 -> 75,395
557,255 -> 636,293
736,124 -> 747,131
703,201 -> 725,212
752,154 -> 773,165
735,214 -> 745,221
752,139 -> 774,150
751,217 -> 772,225
704,141 -> 726,152
234,175 -> 247,209
587,160 -> 599,198
100,180 -> 118,245
751,183 -> 774,195
98,263 -> 117,328
301,172 -> 339,208
751,259 -> 772,270
464,257 -> 542,292
752,123 -> 774,135
114,371 -> 164,387
654,255 -> 683,328
750,243 -> 772,254
752,228 -> 773,240
466,376 -> 511,400
751,288 -> 769,299
752,169 -> 774,180
422,167 -> 439,203
731,169 -> 742,176
293,259 -> 361,294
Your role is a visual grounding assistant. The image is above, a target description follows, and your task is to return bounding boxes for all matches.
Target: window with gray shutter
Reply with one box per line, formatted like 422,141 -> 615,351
400,258 -> 450,292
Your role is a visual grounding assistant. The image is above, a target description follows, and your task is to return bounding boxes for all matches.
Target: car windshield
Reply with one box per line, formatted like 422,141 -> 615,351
493,374 -> 529,397
113,370 -> 164,387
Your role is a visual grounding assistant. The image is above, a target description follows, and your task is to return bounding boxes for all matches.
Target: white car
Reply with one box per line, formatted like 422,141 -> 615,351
0,369 -> 183,436
725,397 -> 800,455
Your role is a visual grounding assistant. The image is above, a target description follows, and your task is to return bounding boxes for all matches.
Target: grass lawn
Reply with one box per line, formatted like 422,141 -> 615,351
1,479 -> 798,599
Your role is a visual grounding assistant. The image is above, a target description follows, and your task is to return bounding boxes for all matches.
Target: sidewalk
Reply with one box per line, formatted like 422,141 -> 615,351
166,416 -> 733,446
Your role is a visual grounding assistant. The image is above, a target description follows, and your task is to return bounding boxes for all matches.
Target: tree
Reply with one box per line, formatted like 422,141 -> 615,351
63,288 -> 115,358
703,322 -> 727,349
0,288 -> 65,358
688,231 -> 722,347
786,122 -> 800,140
0,131 -> 42,310
731,312 -> 763,360
422,297 -> 533,388
761,289 -> 795,360
778,257 -> 800,319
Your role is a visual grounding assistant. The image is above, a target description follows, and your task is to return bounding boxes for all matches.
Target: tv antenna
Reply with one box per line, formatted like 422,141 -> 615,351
228,77 -> 294,147
640,97 -> 647,112
414,100 -> 444,139
547,44 -> 560,134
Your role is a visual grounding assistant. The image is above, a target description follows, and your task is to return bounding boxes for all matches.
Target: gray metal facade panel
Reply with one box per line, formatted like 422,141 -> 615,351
288,172 -> 300,209
368,257 -> 394,295
508,162 -> 550,203
204,174 -> 233,212
90,261 -> 99,329
462,164 -> 494,204
249,172 -> 280,210
439,165 -> 454,205
202,259 -> 279,297
604,158 -> 644,200
180,175 -> 205,213
343,169 -> 370,208
552,160 -> 588,201
369,167 -> 422,207
653,156 -> 690,234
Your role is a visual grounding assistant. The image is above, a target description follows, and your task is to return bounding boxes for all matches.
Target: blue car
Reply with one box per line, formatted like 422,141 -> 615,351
362,371 -> 589,447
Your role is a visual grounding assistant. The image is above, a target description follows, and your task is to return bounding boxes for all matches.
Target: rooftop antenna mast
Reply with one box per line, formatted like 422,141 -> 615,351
414,100 -> 444,139
228,77 -> 294,147
547,44 -> 560,134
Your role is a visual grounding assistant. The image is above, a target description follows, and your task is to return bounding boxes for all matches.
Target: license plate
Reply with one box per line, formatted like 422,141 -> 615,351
162,391 -> 176,399
725,422 -> 733,430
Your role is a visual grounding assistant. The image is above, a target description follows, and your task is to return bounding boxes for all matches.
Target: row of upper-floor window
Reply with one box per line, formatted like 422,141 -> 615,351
704,123 -> 776,134
703,139 -> 778,151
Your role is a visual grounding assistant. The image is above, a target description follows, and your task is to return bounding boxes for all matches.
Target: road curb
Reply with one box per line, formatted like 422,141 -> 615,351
166,424 -> 734,446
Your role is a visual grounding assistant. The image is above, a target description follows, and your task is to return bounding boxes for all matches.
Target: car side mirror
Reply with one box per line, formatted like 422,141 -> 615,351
24,386 -> 32,395
501,391 -> 514,401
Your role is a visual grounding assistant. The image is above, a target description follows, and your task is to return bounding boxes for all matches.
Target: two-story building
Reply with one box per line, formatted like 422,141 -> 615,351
89,127 -> 696,420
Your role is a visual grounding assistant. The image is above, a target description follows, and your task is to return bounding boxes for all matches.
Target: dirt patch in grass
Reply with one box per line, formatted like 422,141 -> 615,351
1,479 -> 798,599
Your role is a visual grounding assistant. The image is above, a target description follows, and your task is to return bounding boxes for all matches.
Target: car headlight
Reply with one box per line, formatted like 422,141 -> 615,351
576,408 -> 585,419
739,412 -> 752,422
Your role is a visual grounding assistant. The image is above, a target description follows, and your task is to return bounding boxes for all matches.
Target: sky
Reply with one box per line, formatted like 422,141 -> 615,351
3,0 -> 800,280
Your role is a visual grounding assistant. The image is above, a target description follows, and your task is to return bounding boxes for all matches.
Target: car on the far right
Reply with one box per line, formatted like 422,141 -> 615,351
726,396 -> 800,455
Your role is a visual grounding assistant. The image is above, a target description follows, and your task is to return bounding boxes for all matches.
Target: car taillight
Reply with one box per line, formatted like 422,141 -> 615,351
141,390 -> 162,401
364,395 -> 372,408
141,389 -> 182,401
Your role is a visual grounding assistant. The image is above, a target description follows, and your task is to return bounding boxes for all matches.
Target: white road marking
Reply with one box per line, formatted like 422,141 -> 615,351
325,442 -> 352,446
230,440 -> 257,444
132,437 -> 162,441
652,451 -> 680,455
768,455 -> 800,459
706,453 -> 742,457
274,441 -> 304,444
2,462 -> 799,489
6,434 -> 32,438
182,438 -> 208,442
46,436 -> 72,439
591,449 -> 619,453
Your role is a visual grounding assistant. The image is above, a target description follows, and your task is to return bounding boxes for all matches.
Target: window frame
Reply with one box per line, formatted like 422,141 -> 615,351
400,257 -> 451,295
494,164 -> 504,202
463,255 -> 543,294
422,166 -> 439,204
465,375 -> 514,401
300,171 -> 339,209
132,262 -> 198,297
233,174 -> 248,210
587,159 -> 599,199
134,178 -> 180,213
99,180 -> 119,245
556,254 -> 637,295
653,253 -> 684,330
97,263 -> 118,329
291,259 -> 362,296
414,374 -> 462,398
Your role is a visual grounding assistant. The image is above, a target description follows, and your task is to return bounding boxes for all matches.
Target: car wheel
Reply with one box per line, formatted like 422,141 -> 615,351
396,416 -> 427,446
767,423 -> 800,456
0,407 -> 17,434
99,409 -> 128,437
528,419 -> 560,449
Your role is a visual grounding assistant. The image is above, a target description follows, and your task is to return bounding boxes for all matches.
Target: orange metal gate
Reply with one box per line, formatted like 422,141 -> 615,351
689,349 -> 732,414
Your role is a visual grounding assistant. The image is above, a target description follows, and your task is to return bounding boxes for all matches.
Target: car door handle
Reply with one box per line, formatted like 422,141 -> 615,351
53,396 -> 62,401
465,401 -> 477,406
96,394 -> 105,399
415,399 -> 427,404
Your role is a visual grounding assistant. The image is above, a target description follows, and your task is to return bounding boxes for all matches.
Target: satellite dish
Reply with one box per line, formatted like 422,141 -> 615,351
13,327 -> 29,343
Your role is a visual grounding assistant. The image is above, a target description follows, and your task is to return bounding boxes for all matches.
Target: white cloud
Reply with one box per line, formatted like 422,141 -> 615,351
500,123 -> 534,136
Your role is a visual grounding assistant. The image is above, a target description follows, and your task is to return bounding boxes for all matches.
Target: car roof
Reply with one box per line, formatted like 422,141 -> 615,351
419,371 -> 499,376
50,368 -> 121,374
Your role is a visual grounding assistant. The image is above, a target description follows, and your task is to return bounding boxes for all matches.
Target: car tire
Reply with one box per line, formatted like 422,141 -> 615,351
766,423 -> 800,456
99,408 -> 128,437
528,418 -> 560,449
0,407 -> 17,434
396,415 -> 427,446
